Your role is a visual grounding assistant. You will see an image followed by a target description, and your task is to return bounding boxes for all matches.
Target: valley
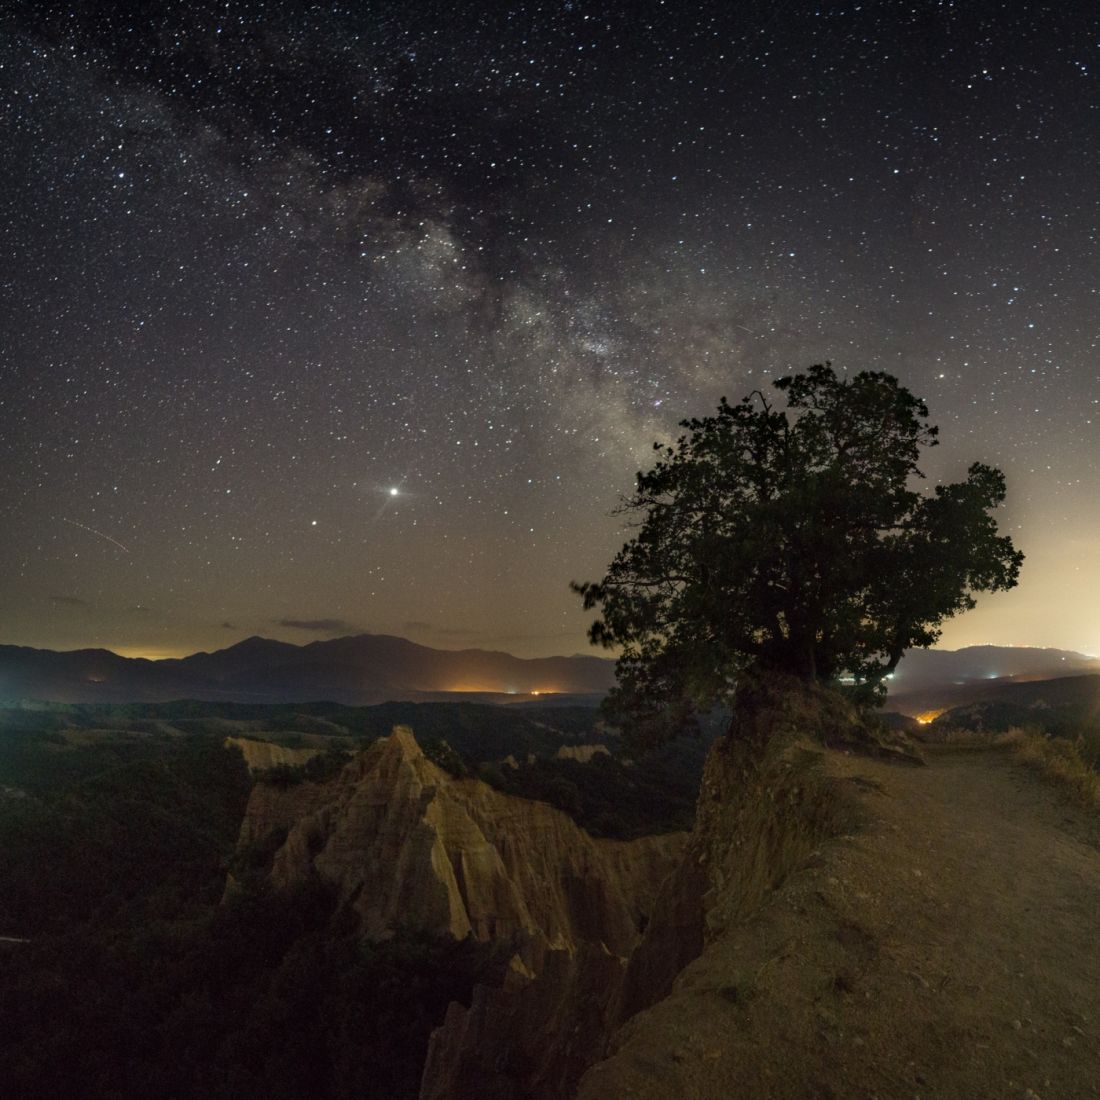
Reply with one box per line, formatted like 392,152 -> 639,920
3,665 -> 1100,1097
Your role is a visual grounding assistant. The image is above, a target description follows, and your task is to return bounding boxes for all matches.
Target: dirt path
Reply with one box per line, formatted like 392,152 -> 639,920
578,748 -> 1100,1099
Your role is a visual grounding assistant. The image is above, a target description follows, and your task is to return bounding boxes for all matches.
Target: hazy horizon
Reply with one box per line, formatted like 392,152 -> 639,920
4,631 -> 1098,666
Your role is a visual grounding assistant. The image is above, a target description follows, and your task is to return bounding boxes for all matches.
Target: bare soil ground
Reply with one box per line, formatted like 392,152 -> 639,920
577,747 -> 1100,1099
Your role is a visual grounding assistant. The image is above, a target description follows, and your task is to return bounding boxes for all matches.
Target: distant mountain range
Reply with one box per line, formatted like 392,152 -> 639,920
0,635 -> 1096,708
885,645 -> 1100,716
0,634 -> 617,705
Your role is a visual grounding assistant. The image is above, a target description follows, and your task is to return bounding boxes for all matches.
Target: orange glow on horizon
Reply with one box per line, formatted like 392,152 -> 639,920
107,646 -> 193,661
915,708 -> 946,725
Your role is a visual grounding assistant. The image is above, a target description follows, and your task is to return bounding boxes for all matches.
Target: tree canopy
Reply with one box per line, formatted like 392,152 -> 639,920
574,364 -> 1023,749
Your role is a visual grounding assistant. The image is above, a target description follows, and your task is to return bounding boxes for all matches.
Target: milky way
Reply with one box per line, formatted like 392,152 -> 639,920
2,1 -> 1098,658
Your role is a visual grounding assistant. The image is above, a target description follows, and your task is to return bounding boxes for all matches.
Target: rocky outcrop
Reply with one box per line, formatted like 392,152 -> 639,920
224,736 -> 323,773
234,778 -> 333,850
421,939 -> 626,1100
417,679 -> 864,1100
576,697 -> 1100,1099
264,726 -> 684,954
417,818 -> 695,1100
230,725 -> 686,1100
564,678 -> 856,1027
553,743 -> 609,763
575,675 -> 888,1097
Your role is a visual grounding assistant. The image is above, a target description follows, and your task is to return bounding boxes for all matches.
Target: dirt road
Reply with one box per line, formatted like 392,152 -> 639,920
578,748 -> 1100,1099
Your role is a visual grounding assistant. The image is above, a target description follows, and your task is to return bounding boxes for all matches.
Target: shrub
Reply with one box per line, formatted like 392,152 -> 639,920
1002,728 -> 1100,811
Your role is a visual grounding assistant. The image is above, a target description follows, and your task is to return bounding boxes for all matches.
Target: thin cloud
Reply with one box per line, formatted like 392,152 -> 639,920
275,618 -> 357,635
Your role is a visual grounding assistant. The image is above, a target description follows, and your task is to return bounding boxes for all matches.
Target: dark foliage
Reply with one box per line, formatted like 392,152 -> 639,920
482,733 -> 712,838
0,703 -> 695,1097
575,364 -> 1023,750
422,738 -> 471,777
255,748 -> 354,787
0,721 -> 514,1099
0,729 -> 250,935
3,699 -> 606,761
0,882 -> 507,1100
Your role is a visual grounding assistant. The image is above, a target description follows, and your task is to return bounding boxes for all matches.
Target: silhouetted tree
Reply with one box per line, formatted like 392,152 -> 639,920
574,363 -> 1023,749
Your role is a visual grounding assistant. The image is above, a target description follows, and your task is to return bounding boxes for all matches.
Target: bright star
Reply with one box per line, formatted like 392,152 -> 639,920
389,487 -> 399,496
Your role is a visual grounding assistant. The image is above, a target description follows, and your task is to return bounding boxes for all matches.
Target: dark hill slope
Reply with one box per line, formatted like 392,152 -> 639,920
931,672 -> 1100,744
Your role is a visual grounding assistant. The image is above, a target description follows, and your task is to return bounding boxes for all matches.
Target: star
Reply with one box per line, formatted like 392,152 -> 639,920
1,1 -> 1097,657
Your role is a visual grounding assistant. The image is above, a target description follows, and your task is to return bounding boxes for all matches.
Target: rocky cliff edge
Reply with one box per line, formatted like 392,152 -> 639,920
239,725 -> 685,959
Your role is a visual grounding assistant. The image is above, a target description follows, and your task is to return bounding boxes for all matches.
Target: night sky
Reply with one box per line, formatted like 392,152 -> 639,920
2,1 -> 1097,660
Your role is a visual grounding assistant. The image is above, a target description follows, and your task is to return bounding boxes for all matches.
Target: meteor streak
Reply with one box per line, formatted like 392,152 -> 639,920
61,517 -> 131,554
